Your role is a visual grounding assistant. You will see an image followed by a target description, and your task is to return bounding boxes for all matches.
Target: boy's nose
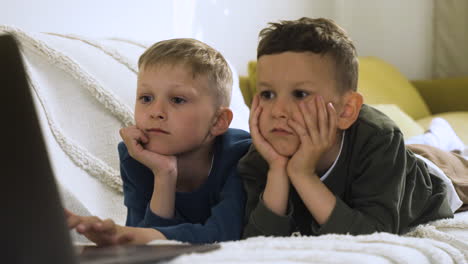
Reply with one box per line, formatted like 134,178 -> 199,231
150,112 -> 166,120
271,98 -> 290,119
149,100 -> 166,120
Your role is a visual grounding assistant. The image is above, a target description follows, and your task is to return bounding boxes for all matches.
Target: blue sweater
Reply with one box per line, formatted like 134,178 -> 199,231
118,128 -> 251,244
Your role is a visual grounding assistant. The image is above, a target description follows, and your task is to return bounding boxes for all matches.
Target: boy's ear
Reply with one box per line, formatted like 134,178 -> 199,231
337,92 -> 363,130
210,107 -> 233,136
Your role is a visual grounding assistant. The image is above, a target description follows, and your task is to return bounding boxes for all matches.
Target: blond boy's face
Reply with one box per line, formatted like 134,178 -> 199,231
257,51 -> 342,157
135,64 -> 217,156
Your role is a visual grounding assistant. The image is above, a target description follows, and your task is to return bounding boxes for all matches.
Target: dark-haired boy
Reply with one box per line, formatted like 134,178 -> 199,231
240,17 -> 467,238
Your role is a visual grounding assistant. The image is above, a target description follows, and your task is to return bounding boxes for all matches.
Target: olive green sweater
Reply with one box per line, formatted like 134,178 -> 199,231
239,104 -> 453,238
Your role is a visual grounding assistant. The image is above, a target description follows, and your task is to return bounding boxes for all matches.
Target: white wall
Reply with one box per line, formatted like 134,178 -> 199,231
182,0 -> 334,76
0,0 -> 433,78
334,0 -> 434,80
0,0 -> 332,76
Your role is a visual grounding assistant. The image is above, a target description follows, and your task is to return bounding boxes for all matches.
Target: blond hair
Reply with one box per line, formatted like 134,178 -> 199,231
138,38 -> 232,107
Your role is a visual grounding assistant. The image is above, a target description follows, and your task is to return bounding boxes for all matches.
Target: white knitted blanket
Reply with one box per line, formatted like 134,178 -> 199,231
161,212 -> 468,264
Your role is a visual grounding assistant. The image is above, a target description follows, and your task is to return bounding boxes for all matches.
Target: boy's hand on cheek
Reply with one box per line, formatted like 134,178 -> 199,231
251,94 -> 290,215
250,94 -> 288,170
120,126 -> 177,179
287,96 -> 337,179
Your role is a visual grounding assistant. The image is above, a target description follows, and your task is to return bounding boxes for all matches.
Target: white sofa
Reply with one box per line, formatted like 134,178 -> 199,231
2,25 -> 468,263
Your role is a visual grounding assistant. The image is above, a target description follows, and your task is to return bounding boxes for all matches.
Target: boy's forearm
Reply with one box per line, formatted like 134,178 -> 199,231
149,172 -> 176,219
289,172 -> 336,225
263,166 -> 290,216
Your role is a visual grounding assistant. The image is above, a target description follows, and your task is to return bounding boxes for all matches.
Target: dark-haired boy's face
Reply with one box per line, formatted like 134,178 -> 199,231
256,51 -> 343,156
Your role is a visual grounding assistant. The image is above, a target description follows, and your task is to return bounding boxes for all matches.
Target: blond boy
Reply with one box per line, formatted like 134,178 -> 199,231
68,38 -> 251,245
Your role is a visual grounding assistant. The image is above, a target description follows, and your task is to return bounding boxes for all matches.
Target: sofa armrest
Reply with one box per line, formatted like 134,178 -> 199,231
411,77 -> 468,114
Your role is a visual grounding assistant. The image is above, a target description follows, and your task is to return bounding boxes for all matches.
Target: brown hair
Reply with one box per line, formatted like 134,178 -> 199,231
138,38 -> 232,107
257,17 -> 358,93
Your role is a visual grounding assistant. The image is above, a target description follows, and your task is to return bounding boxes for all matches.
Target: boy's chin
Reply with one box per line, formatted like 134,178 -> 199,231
270,142 -> 299,158
144,143 -> 176,156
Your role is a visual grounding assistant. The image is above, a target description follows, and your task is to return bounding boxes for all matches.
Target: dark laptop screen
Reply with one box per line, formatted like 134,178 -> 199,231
0,33 -> 221,264
0,34 -> 77,264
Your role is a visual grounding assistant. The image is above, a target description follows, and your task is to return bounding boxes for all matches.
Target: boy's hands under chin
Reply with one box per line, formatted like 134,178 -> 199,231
120,126 -> 177,219
283,95 -> 338,225
250,94 -> 290,216
287,95 -> 338,179
119,126 -> 177,178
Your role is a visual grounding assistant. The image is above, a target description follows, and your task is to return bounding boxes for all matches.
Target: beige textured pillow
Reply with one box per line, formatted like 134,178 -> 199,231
371,104 -> 425,140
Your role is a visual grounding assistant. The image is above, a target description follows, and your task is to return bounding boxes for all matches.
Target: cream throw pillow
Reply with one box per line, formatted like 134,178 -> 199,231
371,104 -> 425,140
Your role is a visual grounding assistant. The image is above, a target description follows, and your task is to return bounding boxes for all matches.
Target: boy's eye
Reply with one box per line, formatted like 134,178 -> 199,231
293,90 -> 309,99
171,97 -> 187,104
139,95 -> 153,104
260,90 -> 275,100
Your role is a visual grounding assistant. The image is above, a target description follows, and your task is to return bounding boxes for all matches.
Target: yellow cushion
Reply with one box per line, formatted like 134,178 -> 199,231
417,112 -> 468,145
358,57 -> 431,120
239,76 -> 253,108
371,104 -> 425,140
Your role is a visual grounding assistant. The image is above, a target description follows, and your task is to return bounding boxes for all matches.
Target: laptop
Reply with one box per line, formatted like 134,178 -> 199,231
0,33 -> 219,264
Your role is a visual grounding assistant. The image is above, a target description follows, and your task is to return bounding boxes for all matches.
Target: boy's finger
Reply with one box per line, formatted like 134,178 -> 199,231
295,101 -> 309,133
76,223 -> 90,233
301,99 -> 319,143
136,129 -> 149,144
251,93 -> 259,111
307,96 -> 318,131
124,130 -> 149,157
119,126 -> 136,140
249,106 -> 275,155
292,102 -> 305,127
316,96 -> 329,140
121,127 -> 147,146
327,102 -> 337,142
249,105 -> 262,139
116,233 -> 135,245
130,130 -> 147,146
288,119 -> 309,145
249,95 -> 259,122
67,216 -> 82,229
95,219 -> 117,234
76,216 -> 101,233
64,208 -> 74,217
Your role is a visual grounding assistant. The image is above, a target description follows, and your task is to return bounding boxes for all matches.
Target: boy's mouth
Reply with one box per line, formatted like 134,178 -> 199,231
146,128 -> 170,134
271,127 -> 293,135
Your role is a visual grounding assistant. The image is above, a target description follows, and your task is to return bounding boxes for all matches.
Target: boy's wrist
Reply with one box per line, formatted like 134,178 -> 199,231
150,175 -> 177,219
263,168 -> 290,216
152,169 -> 177,183
268,164 -> 287,175
289,171 -> 320,185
